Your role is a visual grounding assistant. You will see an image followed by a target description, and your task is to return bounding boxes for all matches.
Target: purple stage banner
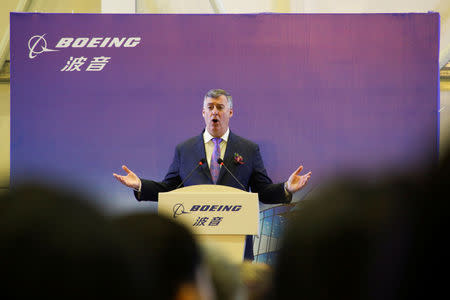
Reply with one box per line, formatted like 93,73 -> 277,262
10,13 -> 439,214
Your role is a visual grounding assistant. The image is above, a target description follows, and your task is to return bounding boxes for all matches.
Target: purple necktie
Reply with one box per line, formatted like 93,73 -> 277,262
210,137 -> 222,184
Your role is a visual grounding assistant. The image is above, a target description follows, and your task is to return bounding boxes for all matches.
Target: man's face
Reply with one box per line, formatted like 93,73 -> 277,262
202,95 -> 233,138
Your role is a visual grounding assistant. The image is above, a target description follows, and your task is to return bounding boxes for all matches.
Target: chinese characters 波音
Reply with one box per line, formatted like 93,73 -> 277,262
60,56 -> 111,72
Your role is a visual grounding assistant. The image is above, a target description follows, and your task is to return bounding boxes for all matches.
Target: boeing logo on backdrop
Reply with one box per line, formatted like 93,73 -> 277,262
55,36 -> 142,49
27,34 -> 142,72
28,34 -> 142,59
28,34 -> 59,59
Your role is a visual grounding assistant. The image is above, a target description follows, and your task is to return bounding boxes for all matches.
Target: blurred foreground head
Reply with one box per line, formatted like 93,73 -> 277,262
270,149 -> 449,300
240,261 -> 272,300
0,182 -> 137,299
113,212 -> 216,300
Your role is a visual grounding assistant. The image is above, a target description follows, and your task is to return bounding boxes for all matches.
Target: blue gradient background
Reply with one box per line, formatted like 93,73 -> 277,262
10,13 -> 439,214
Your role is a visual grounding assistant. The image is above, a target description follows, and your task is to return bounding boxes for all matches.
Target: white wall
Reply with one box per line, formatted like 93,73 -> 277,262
0,83 -> 10,187
440,83 -> 450,156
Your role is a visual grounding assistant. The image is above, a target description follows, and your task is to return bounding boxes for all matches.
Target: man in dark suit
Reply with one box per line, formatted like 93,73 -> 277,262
114,89 -> 311,260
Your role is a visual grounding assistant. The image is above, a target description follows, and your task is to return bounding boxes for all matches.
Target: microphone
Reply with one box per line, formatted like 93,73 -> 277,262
176,158 -> 206,189
217,158 -> 246,190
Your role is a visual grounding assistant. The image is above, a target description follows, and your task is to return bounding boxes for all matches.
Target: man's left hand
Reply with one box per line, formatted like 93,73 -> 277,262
286,165 -> 312,194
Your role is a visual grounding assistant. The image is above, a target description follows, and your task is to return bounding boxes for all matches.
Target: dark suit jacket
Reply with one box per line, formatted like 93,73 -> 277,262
135,130 -> 291,260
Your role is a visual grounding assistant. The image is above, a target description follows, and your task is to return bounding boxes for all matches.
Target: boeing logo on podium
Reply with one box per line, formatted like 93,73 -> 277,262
28,34 -> 59,59
173,203 -> 190,218
27,34 -> 142,59
172,203 -> 242,218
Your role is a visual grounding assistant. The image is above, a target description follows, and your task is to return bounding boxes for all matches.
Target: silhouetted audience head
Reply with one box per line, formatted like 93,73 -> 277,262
269,148 -> 449,300
240,261 -> 272,300
112,212 -> 216,300
0,182 -> 137,299
202,245 -> 246,300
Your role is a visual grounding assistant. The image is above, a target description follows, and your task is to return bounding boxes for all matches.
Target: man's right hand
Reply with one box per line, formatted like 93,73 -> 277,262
113,165 -> 141,190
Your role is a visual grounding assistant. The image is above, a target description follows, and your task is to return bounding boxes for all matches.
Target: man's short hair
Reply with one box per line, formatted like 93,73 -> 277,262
204,89 -> 233,109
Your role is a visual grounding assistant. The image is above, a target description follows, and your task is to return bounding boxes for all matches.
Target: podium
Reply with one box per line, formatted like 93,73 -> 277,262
158,184 -> 259,263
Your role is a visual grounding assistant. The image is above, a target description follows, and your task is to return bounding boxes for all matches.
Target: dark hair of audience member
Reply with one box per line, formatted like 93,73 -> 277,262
0,182 -> 138,299
268,148 -> 449,300
240,261 -> 273,300
202,245 -> 246,300
112,212 -> 215,300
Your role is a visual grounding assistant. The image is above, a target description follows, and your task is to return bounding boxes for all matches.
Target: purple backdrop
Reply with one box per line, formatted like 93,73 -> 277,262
10,13 -> 439,214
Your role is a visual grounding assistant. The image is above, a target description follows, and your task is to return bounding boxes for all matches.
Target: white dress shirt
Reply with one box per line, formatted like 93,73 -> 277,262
203,128 -> 229,168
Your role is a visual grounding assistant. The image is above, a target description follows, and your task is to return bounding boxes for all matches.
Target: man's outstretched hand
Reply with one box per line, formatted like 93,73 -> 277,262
113,165 -> 141,190
286,165 -> 312,194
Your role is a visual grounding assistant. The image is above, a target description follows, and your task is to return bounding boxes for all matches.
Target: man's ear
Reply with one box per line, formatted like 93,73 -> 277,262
229,108 -> 233,118
202,108 -> 206,117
